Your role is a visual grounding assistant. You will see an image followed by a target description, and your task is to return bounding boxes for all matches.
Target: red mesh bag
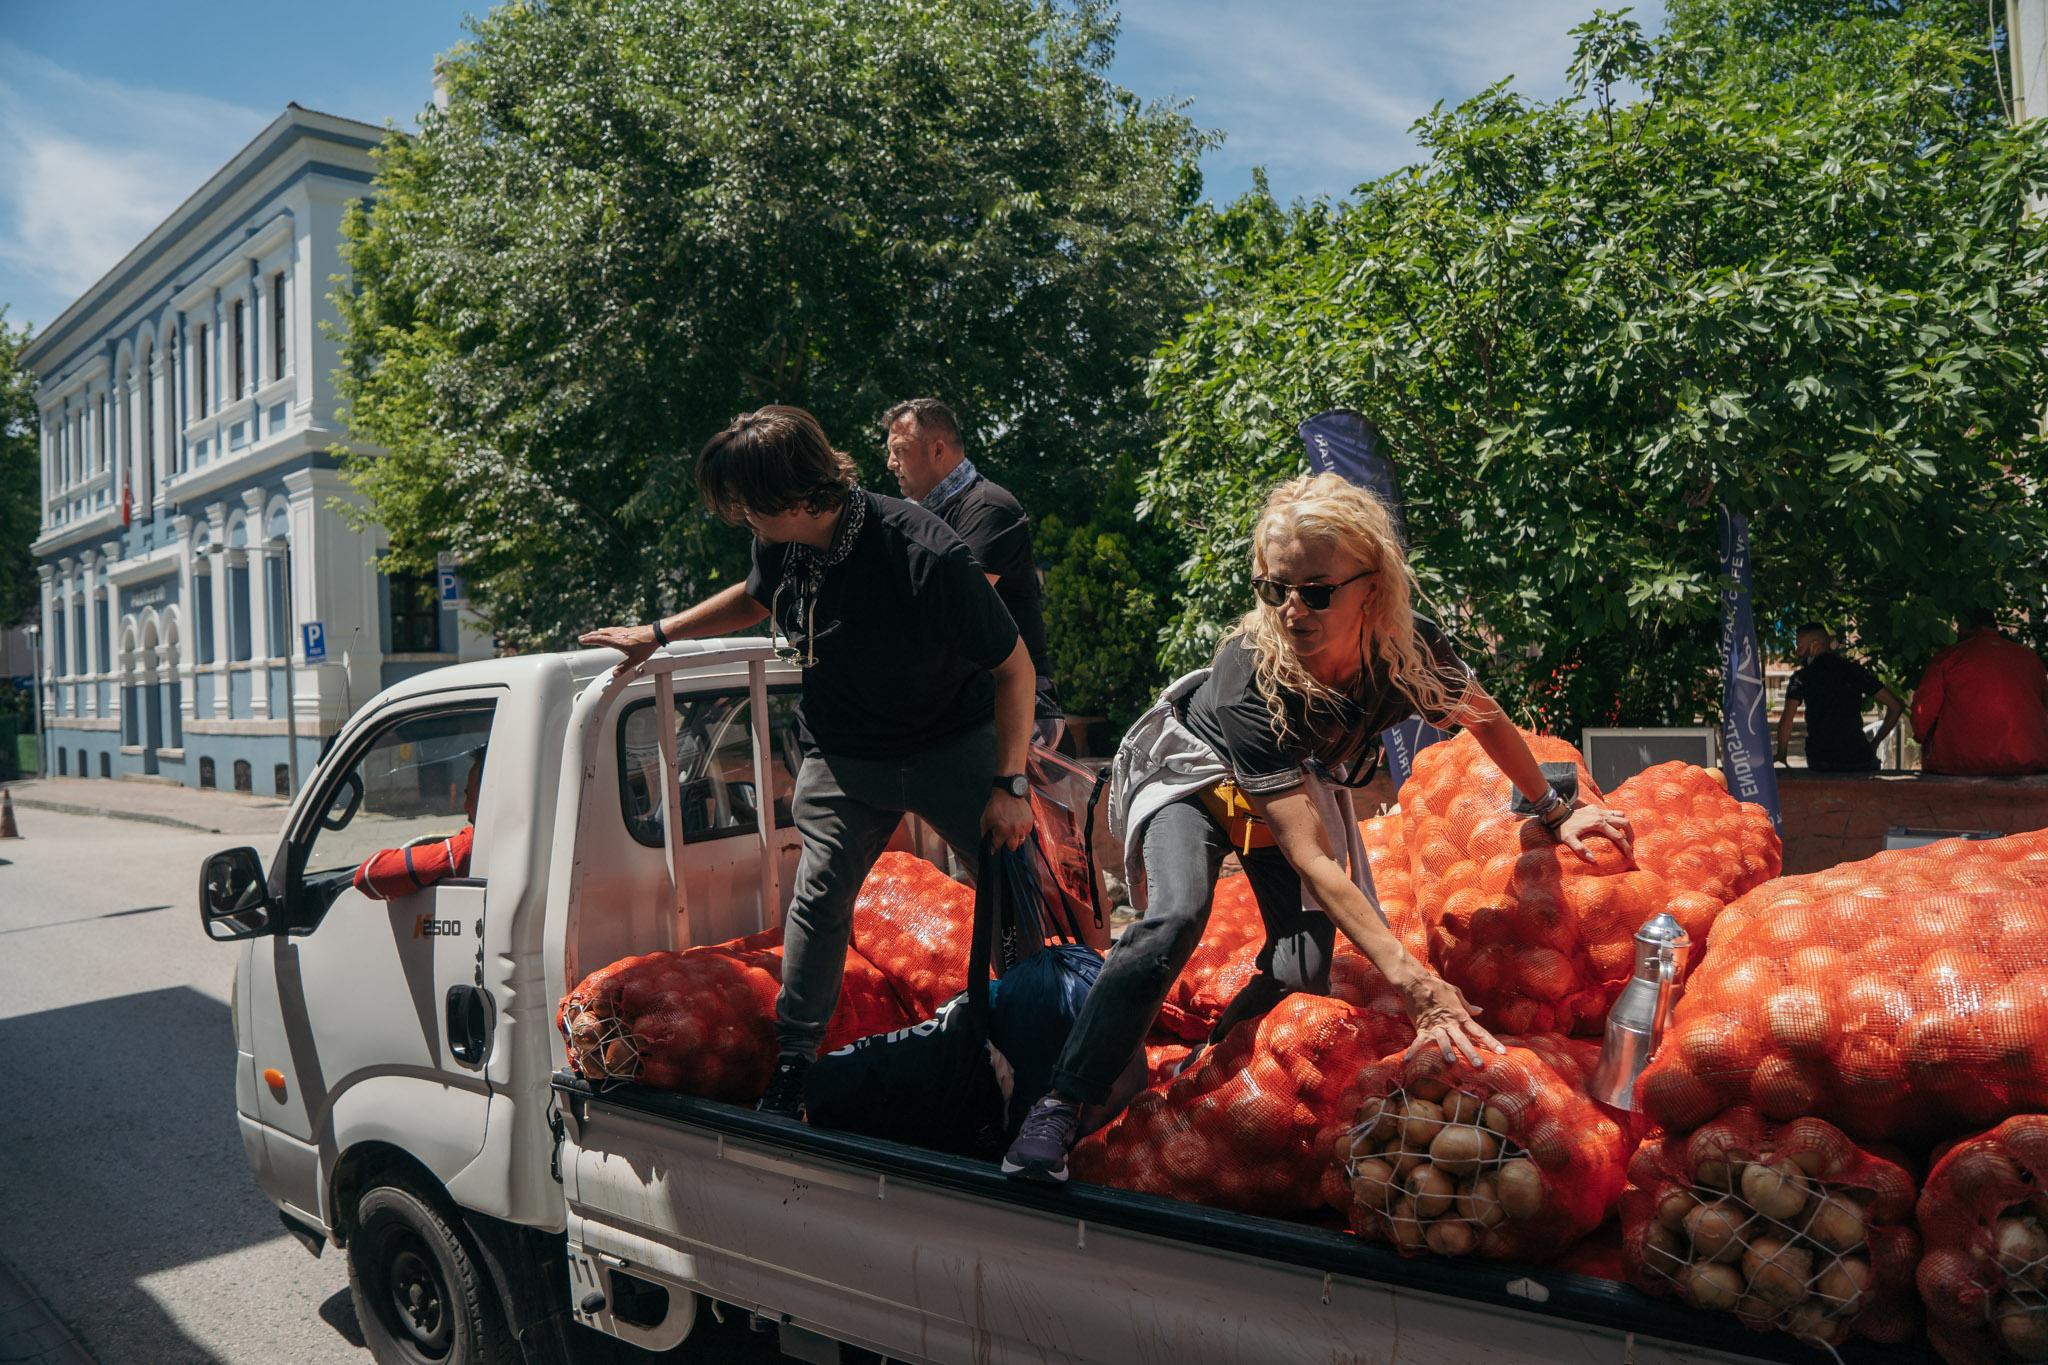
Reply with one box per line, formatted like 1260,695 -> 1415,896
1327,1034 -> 1627,1261
1916,1116 -> 2048,1364
1606,761 -> 1781,905
1360,810 -> 1430,962
1401,729 -> 1724,1036
845,851 -> 975,1018
559,933 -> 910,1101
1623,1107 -> 1921,1348
1153,874 -> 1267,1042
1144,1041 -> 1193,1088
1070,994 -> 1414,1215
1637,834 -> 2048,1143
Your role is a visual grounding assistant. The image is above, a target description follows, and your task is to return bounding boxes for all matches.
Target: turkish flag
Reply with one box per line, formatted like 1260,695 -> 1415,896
120,483 -> 132,527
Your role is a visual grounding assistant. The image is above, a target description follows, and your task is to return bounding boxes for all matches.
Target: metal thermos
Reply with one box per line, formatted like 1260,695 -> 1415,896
1590,913 -> 1693,1111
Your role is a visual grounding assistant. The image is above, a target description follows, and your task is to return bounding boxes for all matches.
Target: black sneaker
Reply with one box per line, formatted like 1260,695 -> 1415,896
757,1053 -> 810,1121
1001,1094 -> 1080,1182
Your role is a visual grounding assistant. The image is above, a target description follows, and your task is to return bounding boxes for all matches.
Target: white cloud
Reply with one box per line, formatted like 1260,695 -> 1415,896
1115,0 -> 1624,203
0,44 -> 269,328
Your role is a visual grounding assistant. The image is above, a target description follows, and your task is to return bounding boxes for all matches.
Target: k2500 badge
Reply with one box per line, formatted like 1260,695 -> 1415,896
414,915 -> 462,939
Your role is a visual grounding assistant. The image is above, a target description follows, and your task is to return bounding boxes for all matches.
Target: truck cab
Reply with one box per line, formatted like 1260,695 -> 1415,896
201,642 -> 1877,1365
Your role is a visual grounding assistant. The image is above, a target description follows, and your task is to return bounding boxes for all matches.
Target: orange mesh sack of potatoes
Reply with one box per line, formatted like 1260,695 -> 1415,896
1360,810 -> 1431,961
1152,874 -> 1267,1042
1623,1106 -> 1922,1349
1329,1033 -> 1628,1260
1916,1115 -> 2048,1364
559,934 -> 910,1101
1070,993 -> 1414,1215
1637,839 -> 2048,1142
1605,760 -> 1781,904
845,851 -> 976,1018
1400,729 -> 1725,1037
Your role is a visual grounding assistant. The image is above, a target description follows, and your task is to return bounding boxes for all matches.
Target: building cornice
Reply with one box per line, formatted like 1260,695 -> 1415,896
19,106 -> 384,375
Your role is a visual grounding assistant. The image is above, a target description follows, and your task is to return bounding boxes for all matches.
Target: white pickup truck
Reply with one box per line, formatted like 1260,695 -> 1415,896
201,641 -> 1902,1365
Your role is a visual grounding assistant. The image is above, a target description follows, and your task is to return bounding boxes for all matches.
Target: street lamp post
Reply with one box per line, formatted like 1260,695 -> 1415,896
24,623 -> 44,779
267,535 -> 301,795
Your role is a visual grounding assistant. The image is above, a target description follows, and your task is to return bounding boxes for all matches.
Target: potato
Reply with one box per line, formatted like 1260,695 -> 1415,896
1410,1076 -> 1450,1102
1640,1223 -> 1687,1279
1429,1124 -> 1501,1179
1802,1193 -> 1867,1255
1408,1163 -> 1457,1218
1443,1090 -> 1485,1127
1426,1218 -> 1478,1257
1387,1195 -> 1427,1251
1682,1262 -> 1745,1312
1480,1103 -> 1510,1136
601,1037 -> 636,1074
1655,1189 -> 1697,1232
1733,1294 -> 1780,1331
1996,1217 -> 2048,1279
1350,1157 -> 1397,1210
1496,1159 -> 1544,1220
1813,1257 -> 1870,1318
1391,1149 -> 1427,1180
1356,1099 -> 1399,1144
1740,1158 -> 1810,1223
1401,1099 -> 1446,1152
1685,1200 -> 1749,1266
2000,1300 -> 2048,1363
1457,1174 -> 1507,1230
1784,1300 -> 1848,1347
1742,1236 -> 1814,1310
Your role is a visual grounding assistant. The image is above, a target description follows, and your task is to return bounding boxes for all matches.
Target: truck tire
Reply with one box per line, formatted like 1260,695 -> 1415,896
347,1181 -> 515,1364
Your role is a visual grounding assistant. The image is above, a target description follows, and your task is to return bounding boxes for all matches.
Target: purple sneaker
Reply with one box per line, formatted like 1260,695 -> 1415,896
1001,1094 -> 1080,1182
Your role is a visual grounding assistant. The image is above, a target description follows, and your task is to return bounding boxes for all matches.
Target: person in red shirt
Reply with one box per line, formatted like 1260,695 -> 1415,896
1911,611 -> 2048,776
353,753 -> 484,900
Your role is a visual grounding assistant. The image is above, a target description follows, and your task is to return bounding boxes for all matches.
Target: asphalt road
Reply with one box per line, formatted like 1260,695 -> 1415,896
0,805 -> 791,1365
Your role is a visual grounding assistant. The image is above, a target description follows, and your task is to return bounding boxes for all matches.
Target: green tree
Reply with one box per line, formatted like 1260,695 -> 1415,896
0,308 -> 37,630
337,0 -> 1208,648
1148,6 -> 2048,733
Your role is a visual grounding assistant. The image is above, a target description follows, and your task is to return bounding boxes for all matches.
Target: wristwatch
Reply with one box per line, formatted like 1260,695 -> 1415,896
993,774 -> 1029,799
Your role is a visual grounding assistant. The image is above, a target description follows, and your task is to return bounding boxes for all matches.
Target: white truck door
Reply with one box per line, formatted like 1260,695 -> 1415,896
246,695 -> 505,1218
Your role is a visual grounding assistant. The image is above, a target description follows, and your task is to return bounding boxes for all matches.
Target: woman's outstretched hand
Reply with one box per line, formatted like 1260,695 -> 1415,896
578,624 -> 660,676
1556,803 -> 1633,861
1396,968 -> 1506,1066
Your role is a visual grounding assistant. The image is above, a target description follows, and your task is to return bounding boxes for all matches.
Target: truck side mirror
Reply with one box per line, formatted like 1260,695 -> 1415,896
200,847 -> 276,940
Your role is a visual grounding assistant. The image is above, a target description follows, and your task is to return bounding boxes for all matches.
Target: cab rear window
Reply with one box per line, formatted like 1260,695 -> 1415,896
617,690 -> 802,847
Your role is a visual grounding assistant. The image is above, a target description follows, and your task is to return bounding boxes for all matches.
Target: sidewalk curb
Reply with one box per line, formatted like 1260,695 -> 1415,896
0,1247 -> 97,1364
5,796 -> 228,835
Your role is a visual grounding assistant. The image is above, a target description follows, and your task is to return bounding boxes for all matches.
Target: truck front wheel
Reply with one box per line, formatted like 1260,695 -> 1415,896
348,1182 -> 514,1364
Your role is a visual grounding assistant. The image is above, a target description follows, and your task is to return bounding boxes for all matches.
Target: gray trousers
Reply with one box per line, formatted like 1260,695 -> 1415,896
776,722 -> 996,1058
1049,794 -> 1334,1105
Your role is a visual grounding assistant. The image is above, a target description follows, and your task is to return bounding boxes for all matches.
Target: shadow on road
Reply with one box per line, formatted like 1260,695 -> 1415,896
0,985 -> 356,1364
317,1289 -> 366,1349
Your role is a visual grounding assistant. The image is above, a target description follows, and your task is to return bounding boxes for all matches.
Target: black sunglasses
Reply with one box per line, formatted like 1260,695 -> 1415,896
1251,570 -> 1376,611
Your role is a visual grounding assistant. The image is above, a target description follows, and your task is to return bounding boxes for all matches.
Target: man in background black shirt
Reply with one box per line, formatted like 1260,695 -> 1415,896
1775,622 -> 1903,772
885,398 -> 1066,748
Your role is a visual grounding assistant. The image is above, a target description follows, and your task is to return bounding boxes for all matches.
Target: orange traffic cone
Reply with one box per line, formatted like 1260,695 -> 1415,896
0,789 -> 19,839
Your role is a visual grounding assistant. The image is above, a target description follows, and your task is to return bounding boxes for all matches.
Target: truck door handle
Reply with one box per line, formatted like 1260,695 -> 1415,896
446,985 -> 494,1067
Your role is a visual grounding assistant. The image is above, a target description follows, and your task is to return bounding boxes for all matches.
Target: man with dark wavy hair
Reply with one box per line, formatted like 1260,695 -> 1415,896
580,405 -> 1037,1118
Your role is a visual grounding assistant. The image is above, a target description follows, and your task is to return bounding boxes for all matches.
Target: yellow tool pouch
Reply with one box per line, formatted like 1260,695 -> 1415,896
1198,779 -> 1276,856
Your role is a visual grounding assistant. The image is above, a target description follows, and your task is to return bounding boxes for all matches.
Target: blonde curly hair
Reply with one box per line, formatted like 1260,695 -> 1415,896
1238,473 -> 1493,749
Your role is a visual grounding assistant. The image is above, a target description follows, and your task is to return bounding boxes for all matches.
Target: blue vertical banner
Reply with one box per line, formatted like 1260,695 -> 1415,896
1716,506 -> 1784,832
1297,409 -> 1446,789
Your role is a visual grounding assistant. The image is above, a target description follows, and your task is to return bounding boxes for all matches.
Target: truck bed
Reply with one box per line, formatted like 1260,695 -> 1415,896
554,1074 -> 1923,1365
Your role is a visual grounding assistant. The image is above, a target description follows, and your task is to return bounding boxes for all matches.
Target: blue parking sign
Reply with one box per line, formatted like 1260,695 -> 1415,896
302,621 -> 327,664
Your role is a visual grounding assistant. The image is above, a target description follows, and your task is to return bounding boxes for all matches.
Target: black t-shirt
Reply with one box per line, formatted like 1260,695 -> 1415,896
744,493 -> 1020,759
934,477 -> 1059,716
1181,616 -> 1474,795
1787,650 -> 1883,769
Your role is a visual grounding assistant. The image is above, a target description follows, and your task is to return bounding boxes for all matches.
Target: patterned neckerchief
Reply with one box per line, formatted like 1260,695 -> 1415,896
777,486 -> 869,626
920,456 -> 981,516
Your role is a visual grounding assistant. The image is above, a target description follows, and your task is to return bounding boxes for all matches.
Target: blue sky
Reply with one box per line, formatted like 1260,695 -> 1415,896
0,0 -> 1618,333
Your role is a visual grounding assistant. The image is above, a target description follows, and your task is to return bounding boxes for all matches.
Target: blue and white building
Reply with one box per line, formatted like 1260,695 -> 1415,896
24,105 -> 491,793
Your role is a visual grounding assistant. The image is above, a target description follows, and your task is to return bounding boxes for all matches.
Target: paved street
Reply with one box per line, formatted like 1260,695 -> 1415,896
0,797 -> 789,1365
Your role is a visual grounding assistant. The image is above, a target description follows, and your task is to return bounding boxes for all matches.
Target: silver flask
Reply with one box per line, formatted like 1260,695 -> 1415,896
1590,912 -> 1693,1111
